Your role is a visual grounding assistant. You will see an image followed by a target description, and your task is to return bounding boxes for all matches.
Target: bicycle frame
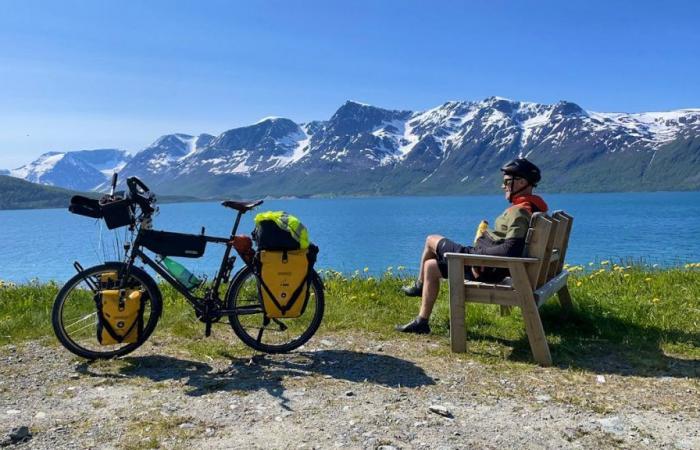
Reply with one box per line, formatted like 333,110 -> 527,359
121,207 -> 256,320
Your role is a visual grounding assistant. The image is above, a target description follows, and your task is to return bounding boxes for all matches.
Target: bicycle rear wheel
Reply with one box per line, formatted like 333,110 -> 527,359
226,265 -> 324,353
52,262 -> 162,359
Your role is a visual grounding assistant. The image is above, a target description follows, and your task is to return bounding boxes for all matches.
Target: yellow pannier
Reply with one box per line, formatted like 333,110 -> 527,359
96,272 -> 145,345
258,249 -> 310,318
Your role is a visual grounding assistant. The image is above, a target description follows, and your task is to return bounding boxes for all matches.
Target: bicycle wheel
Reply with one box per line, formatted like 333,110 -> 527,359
52,262 -> 162,359
226,265 -> 324,353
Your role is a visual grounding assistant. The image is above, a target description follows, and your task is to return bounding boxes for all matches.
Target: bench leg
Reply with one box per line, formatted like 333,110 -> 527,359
510,264 -> 552,366
557,285 -> 573,313
448,261 -> 466,353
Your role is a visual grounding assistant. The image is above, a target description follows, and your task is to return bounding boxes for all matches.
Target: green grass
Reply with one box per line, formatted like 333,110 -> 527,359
1,263 -> 699,375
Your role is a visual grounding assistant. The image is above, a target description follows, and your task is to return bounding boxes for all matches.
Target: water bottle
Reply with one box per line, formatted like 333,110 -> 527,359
161,257 -> 202,290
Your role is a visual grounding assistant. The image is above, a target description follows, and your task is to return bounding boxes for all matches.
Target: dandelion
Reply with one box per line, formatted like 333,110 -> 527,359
644,277 -> 652,282
576,281 -> 582,287
652,297 -> 660,304
367,276 -> 374,282
363,267 -> 369,273
623,274 -> 630,278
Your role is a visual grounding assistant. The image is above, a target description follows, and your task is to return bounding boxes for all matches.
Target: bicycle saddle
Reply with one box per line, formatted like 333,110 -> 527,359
221,199 -> 264,212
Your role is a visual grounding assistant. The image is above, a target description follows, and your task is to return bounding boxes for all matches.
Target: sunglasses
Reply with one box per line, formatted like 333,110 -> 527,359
501,177 -> 523,189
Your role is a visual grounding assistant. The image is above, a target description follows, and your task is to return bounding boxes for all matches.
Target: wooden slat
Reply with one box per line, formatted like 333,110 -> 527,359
448,255 -> 467,353
524,214 -> 553,289
462,289 -> 520,306
534,270 -> 569,307
536,216 -> 559,288
552,211 -> 573,273
445,252 -> 538,269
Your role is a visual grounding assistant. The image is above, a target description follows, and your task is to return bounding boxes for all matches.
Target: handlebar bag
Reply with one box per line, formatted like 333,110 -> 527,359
68,195 -> 103,219
100,198 -> 135,229
256,244 -> 318,318
139,229 -> 206,258
95,288 -> 145,345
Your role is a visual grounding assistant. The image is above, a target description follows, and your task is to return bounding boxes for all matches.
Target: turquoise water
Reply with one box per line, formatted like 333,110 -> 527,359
1,192 -> 699,282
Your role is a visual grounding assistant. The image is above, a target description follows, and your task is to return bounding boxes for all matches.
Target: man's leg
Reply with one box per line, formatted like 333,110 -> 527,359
417,235 -> 444,283
403,235 -> 443,296
396,259 -> 441,334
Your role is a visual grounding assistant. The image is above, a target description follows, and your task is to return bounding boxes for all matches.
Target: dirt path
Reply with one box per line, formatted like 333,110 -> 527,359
1,333 -> 699,449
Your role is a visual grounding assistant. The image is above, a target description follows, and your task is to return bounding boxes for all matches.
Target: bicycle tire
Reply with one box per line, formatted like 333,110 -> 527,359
52,262 -> 162,359
226,265 -> 324,353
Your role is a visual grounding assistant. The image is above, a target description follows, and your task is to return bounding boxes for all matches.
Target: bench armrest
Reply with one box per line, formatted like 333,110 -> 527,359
444,252 -> 539,269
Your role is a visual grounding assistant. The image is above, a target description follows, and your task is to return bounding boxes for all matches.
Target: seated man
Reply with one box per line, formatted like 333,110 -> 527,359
396,158 -> 548,334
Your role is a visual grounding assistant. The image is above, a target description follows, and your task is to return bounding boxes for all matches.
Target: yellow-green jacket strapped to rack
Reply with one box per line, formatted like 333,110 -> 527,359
253,211 -> 309,250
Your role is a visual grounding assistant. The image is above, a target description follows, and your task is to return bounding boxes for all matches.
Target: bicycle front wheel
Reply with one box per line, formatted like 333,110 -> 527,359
52,262 -> 162,359
226,265 -> 324,353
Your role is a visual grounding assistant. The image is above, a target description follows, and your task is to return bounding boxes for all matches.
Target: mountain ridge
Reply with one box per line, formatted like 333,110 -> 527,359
6,97 -> 700,196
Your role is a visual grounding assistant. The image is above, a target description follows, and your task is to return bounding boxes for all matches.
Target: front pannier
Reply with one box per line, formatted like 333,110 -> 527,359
95,272 -> 146,345
139,229 -> 206,258
257,245 -> 318,318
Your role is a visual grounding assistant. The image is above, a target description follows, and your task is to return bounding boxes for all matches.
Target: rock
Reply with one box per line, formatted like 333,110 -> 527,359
1,426 -> 32,446
596,375 -> 606,384
344,391 -> 354,397
428,405 -> 453,418
178,423 -> 196,430
320,339 -> 335,347
69,373 -> 80,380
597,416 -> 625,438
5,410 -> 20,415
377,446 -> 397,450
536,395 -> 552,402
34,412 -> 47,419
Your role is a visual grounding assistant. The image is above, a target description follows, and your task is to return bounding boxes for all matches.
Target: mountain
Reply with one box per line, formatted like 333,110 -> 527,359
0,175 -> 84,210
8,98 -> 700,196
10,149 -> 131,191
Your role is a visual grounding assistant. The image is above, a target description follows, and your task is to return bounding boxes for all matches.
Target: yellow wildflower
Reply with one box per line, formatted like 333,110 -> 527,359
576,281 -> 582,287
601,260 -> 610,265
652,297 -> 660,303
644,277 -> 652,282
363,267 -> 369,273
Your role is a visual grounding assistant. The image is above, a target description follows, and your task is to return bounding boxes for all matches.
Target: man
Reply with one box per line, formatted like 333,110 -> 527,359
396,158 -> 548,334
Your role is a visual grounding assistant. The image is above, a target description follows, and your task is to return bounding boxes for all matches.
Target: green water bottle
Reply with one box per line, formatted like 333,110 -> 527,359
161,257 -> 202,290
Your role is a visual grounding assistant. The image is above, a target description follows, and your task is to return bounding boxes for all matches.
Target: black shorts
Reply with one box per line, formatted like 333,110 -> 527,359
435,238 -> 475,279
435,238 -> 508,282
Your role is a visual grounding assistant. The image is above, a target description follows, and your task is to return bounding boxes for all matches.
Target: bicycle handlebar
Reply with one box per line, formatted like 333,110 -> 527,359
126,176 -> 155,215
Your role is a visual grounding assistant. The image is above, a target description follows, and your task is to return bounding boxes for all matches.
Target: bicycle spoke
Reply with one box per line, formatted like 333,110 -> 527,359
64,312 -> 97,330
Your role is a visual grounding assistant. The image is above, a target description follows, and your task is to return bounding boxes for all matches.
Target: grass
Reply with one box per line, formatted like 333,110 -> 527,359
1,263 -> 699,375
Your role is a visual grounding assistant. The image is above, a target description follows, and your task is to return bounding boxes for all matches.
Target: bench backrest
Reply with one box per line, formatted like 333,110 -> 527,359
523,210 -> 574,289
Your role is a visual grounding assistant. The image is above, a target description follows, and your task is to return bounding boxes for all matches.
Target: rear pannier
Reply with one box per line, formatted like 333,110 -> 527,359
139,229 -> 206,258
256,245 -> 318,318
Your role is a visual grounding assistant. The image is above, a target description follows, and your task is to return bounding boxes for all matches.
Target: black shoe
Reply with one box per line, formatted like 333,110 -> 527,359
401,282 -> 423,297
395,318 -> 431,334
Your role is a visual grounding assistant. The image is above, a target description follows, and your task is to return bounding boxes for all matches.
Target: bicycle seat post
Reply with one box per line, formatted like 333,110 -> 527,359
230,210 -> 244,238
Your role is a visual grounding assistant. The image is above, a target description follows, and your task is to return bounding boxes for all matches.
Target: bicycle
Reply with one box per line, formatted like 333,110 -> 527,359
52,174 -> 325,359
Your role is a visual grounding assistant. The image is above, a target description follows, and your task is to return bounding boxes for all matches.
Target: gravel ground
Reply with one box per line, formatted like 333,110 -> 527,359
1,333 -> 699,449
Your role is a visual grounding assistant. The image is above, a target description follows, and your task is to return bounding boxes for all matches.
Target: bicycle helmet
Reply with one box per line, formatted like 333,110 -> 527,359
501,158 -> 541,186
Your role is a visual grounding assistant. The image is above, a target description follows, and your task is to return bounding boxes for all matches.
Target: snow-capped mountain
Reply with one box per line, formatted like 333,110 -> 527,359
10,149 -> 131,191
9,98 -> 700,196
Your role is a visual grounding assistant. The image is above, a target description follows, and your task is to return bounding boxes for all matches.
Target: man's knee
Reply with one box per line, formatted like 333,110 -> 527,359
423,259 -> 441,280
425,234 -> 443,252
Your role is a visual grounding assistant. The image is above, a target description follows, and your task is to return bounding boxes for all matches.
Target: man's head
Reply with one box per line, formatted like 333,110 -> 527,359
500,158 -> 541,202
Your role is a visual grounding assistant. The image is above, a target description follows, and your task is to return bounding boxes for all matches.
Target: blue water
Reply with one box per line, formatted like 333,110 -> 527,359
1,192 -> 699,282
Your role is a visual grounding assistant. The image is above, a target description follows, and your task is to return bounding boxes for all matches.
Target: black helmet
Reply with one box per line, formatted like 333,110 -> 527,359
501,158 -> 541,186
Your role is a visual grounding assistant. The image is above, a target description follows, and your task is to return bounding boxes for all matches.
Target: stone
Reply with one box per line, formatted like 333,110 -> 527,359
34,412 -> 47,419
344,391 -> 354,397
178,423 -> 196,430
428,405 -> 453,418
2,426 -> 32,446
596,375 -> 606,384
536,395 -> 552,402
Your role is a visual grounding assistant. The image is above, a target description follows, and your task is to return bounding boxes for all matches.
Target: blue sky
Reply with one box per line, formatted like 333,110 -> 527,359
1,0 -> 699,168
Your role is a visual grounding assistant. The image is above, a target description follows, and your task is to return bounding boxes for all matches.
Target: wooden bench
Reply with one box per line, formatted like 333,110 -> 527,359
445,211 -> 574,366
